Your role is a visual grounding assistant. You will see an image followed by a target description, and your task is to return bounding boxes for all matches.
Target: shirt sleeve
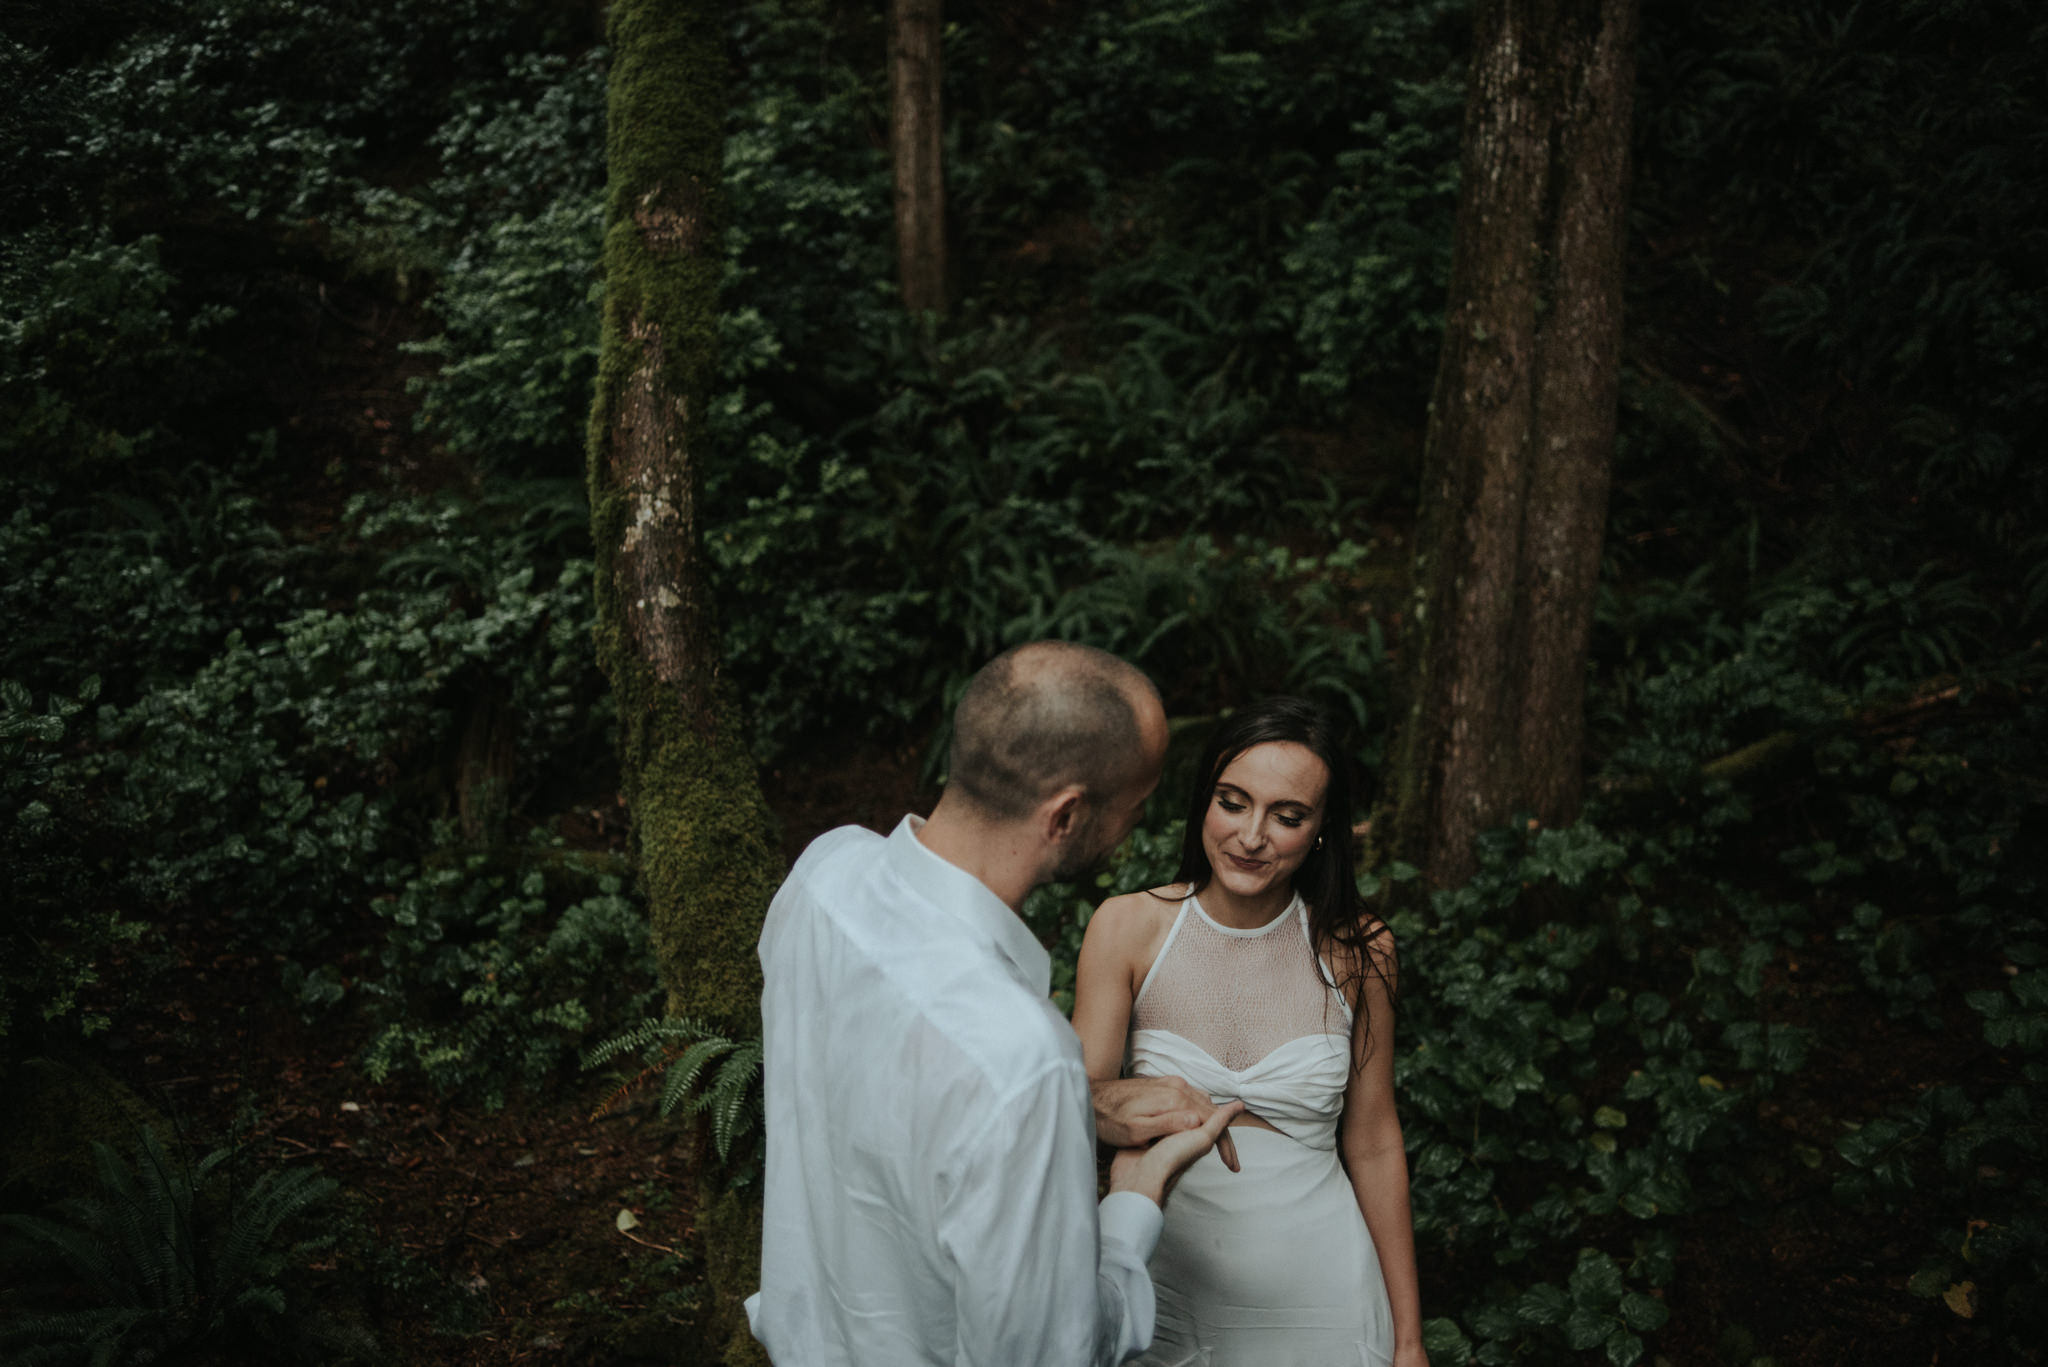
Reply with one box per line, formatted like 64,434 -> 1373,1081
936,1060 -> 1163,1366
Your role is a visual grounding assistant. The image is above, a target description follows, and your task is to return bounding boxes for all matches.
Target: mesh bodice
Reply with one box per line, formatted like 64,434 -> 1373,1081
1131,891 -> 1350,1072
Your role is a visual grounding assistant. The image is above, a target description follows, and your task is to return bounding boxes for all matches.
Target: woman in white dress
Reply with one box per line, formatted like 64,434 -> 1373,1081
1073,697 -> 1425,1367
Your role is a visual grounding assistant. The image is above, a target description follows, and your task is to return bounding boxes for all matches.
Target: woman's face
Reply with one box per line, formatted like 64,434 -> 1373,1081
1199,741 -> 1329,909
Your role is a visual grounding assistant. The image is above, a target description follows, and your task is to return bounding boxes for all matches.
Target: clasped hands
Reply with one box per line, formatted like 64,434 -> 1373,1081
1092,1075 -> 1243,1207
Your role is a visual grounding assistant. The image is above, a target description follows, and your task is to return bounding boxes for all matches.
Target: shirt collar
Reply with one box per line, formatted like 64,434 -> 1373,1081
886,815 -> 1052,996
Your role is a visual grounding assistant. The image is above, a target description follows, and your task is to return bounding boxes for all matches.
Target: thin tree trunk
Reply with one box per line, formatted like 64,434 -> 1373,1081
587,4 -> 781,1360
1392,0 -> 1639,889
1511,1 -> 1636,824
890,0 -> 947,315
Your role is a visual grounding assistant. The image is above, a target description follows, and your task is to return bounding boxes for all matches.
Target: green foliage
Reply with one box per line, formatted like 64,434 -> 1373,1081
405,194 -> 604,468
0,234 -> 210,469
1364,809 -> 1808,1363
0,1130 -> 341,1366
370,0 -> 1430,752
0,675 -> 143,1041
378,49 -> 611,468
361,864 -> 657,1108
83,486 -> 598,925
1630,0 -> 2048,576
583,1018 -> 764,1174
0,461 -> 646,1098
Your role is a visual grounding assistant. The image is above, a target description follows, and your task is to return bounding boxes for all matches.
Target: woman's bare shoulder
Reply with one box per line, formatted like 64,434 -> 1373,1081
1087,885 -> 1186,940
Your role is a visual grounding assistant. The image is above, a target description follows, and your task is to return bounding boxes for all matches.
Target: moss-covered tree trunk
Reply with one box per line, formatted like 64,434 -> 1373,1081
1391,0 -> 1639,889
586,4 -> 780,1361
890,0 -> 947,315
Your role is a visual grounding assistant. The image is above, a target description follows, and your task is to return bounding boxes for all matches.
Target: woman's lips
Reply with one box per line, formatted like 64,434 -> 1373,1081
1224,853 -> 1265,872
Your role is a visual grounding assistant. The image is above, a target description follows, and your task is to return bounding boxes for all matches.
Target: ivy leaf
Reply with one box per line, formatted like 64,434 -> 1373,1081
1604,1328 -> 1645,1367
1421,1317 -> 1472,1360
1618,1291 -> 1669,1332
1564,1305 -> 1612,1350
1515,1281 -> 1570,1327
1569,1249 -> 1626,1304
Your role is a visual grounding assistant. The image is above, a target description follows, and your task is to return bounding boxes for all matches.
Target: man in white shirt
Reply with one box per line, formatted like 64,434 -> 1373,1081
747,641 -> 1239,1365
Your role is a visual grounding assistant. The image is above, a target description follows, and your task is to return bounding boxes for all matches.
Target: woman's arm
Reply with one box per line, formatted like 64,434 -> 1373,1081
1071,892 -> 1150,1081
1337,930 -> 1428,1367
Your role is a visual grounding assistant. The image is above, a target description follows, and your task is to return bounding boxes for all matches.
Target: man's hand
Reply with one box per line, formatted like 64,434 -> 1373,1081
1106,1100 -> 1243,1207
1092,1076 -> 1241,1172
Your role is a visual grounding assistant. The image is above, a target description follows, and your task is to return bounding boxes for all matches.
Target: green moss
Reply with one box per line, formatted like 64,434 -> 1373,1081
632,691 -> 777,1028
697,1166 -> 769,1367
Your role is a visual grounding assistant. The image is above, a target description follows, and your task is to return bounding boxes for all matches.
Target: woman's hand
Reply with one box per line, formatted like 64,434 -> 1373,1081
1092,1075 -> 1240,1171
1392,1339 -> 1431,1367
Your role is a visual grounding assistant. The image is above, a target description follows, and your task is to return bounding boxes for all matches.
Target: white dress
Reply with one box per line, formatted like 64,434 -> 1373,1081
1124,892 -> 1394,1367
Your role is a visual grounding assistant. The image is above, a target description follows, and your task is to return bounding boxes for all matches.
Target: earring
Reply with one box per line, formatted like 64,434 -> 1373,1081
1313,834 -> 1324,850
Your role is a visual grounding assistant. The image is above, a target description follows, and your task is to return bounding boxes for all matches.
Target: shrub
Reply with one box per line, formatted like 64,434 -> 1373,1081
0,1130 -> 343,1366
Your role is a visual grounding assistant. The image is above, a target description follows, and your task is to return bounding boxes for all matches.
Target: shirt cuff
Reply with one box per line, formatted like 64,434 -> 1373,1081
1097,1189 -> 1164,1263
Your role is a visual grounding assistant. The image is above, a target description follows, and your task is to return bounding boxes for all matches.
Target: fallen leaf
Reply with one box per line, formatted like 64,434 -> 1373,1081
1943,1281 -> 1978,1318
615,1208 -> 641,1233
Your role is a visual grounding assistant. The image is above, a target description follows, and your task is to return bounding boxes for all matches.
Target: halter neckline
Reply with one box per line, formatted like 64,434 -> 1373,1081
1184,888 -> 1301,939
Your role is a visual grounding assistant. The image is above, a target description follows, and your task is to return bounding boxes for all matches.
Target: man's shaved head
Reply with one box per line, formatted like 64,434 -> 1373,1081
947,642 -> 1164,821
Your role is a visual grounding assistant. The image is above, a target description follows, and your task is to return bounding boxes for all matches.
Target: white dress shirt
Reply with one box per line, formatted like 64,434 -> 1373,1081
746,816 -> 1163,1365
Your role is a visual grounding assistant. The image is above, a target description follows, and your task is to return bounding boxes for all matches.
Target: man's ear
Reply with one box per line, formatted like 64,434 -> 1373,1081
1040,785 -> 1088,843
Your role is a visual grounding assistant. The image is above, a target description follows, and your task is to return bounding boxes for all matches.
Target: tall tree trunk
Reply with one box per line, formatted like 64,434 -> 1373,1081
1391,0 -> 1639,889
587,4 -> 781,1361
890,0 -> 947,315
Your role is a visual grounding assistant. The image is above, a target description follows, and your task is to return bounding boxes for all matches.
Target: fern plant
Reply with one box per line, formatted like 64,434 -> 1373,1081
0,1129 -> 338,1366
584,1017 -> 764,1169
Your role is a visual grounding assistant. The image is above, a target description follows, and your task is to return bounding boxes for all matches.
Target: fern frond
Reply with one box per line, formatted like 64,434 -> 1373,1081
228,1284 -> 287,1317
587,1061 -> 666,1121
580,1015 -> 714,1069
0,1213 -> 129,1301
659,1038 -> 733,1118
707,1042 -> 763,1161
214,1168 -> 336,1292
83,1142 -> 158,1303
0,1304 -> 152,1361
135,1131 -> 196,1309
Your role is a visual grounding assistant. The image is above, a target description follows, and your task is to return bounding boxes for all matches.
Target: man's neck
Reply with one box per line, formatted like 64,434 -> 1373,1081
914,794 -> 1043,913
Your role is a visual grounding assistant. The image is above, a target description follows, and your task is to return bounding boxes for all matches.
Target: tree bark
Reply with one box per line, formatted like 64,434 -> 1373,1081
890,0 -> 947,316
587,4 -> 781,1361
1391,0 -> 1639,889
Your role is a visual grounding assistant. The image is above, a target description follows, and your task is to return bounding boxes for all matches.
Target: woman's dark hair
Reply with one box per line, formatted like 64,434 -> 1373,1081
1166,696 -> 1395,1049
